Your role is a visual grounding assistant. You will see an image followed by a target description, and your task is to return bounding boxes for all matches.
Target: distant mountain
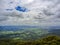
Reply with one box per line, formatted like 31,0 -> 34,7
49,26 -> 60,29
48,29 -> 60,36
0,26 -> 39,31
0,26 -> 60,31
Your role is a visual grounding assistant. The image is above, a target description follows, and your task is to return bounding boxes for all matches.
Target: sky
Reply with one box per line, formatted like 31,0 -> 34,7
0,0 -> 60,26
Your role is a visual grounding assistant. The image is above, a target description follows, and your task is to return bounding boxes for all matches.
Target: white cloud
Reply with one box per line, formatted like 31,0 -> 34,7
0,0 -> 60,26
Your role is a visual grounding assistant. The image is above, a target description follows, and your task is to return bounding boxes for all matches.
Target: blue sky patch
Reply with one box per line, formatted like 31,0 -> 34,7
15,6 -> 28,12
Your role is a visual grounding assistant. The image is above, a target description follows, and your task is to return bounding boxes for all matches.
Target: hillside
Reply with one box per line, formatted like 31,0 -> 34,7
0,28 -> 49,40
0,36 -> 60,45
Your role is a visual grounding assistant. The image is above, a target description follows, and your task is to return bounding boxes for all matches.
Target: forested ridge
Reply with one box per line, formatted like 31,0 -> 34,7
0,36 -> 60,45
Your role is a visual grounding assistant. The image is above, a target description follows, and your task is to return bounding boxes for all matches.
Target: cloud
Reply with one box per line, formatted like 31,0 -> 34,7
0,0 -> 60,26
0,15 -> 9,22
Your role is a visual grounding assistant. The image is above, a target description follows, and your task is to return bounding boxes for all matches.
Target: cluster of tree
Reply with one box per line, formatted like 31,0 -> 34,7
0,36 -> 60,45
